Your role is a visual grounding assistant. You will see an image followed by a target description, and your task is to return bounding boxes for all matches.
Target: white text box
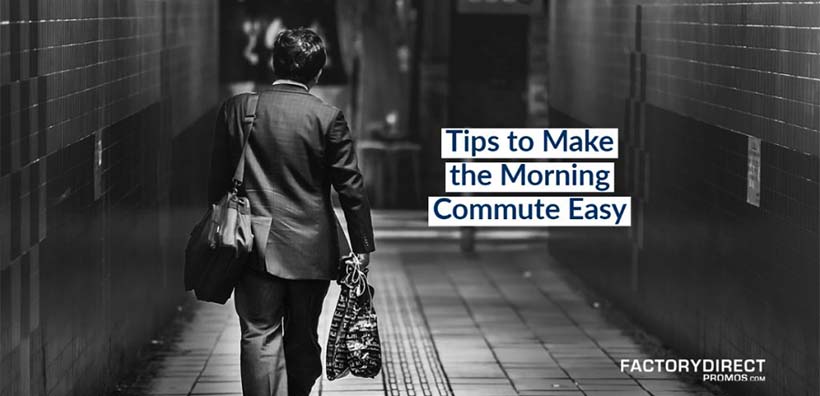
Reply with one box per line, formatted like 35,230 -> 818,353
428,196 -> 632,227
445,162 -> 615,193
441,128 -> 619,159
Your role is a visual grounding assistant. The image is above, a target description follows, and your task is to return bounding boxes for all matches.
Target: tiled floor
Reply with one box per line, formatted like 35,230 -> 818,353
118,215 -> 715,396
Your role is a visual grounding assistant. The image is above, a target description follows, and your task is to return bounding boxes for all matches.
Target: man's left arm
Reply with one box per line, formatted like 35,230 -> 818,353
326,111 -> 375,256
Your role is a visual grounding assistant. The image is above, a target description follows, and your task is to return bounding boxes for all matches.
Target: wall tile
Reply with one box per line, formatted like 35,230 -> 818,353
548,2 -> 819,396
0,0 -> 219,395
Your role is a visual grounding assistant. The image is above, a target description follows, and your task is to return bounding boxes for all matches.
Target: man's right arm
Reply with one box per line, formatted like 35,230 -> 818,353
207,102 -> 231,204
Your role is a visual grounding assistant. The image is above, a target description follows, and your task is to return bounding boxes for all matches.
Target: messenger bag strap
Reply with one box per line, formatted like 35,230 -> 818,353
231,93 -> 260,192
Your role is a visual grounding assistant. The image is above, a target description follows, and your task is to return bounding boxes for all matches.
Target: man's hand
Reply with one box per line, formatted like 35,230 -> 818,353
354,253 -> 370,269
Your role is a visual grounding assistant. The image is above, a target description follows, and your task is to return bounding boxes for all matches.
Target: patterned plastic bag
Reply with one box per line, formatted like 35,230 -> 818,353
326,254 -> 382,380
345,288 -> 381,378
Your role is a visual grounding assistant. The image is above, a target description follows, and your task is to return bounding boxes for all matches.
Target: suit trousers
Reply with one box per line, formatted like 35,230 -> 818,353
234,268 -> 330,396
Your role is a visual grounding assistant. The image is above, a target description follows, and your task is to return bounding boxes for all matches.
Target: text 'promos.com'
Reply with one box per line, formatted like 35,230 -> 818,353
620,359 -> 767,383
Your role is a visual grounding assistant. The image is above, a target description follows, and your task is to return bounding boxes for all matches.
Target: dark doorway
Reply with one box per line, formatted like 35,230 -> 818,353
449,13 -> 529,127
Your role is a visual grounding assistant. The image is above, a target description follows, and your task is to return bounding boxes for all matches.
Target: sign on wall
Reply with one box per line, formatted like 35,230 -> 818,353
457,0 -> 543,15
746,136 -> 761,207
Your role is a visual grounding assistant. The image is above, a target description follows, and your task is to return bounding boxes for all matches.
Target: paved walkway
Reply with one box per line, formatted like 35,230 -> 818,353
117,214 -> 714,396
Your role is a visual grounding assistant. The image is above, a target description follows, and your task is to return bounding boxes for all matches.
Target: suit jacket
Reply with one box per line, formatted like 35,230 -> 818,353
207,84 -> 375,280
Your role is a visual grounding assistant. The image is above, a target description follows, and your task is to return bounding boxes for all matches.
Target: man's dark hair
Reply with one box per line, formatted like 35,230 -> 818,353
272,28 -> 327,85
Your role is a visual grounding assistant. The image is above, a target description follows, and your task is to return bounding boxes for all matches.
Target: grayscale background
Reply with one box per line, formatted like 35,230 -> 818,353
0,1 -> 816,395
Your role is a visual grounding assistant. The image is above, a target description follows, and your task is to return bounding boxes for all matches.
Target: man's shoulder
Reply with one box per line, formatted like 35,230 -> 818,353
220,92 -> 258,116
222,89 -> 342,127
302,92 -> 340,114
265,89 -> 341,118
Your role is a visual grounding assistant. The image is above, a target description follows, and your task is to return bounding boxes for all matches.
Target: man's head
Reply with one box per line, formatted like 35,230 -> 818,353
272,28 -> 326,86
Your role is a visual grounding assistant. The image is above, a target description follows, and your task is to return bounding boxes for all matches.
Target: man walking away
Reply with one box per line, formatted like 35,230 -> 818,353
207,28 -> 375,396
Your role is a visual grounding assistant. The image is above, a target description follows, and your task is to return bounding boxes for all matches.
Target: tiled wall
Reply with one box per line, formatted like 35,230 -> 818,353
0,1 -> 219,395
546,1 -> 819,396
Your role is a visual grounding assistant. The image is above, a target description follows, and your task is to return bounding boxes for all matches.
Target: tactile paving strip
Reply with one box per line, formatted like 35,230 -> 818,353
371,253 -> 453,396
